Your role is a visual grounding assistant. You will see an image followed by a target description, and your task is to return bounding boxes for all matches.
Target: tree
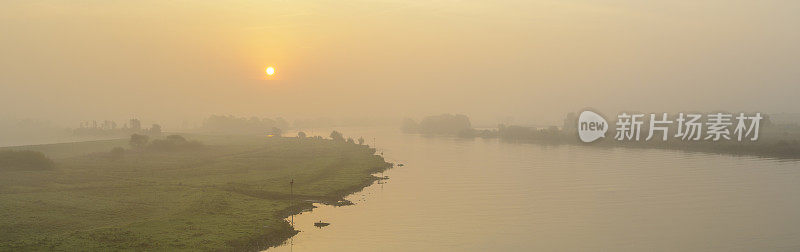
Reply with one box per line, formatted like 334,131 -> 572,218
329,130 -> 344,141
149,135 -> 204,151
203,115 -> 290,134
271,127 -> 283,137
297,131 -> 307,138
129,134 -> 149,148
357,137 -> 365,145
346,137 -> 355,144
150,124 -> 162,136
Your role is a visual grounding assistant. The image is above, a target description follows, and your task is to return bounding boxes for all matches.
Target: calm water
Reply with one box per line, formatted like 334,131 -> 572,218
269,128 -> 800,251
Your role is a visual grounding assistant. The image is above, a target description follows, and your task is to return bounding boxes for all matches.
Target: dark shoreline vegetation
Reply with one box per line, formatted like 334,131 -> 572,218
0,150 -> 54,171
0,133 -> 392,251
404,113 -> 800,160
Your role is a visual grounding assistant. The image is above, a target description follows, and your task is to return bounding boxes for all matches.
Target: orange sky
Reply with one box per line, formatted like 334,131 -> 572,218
2,1 -> 799,127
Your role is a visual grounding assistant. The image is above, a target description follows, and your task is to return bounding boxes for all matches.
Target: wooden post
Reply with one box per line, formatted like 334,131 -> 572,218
290,178 -> 294,225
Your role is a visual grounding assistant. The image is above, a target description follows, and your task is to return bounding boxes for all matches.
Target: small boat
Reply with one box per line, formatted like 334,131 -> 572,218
314,221 -> 330,228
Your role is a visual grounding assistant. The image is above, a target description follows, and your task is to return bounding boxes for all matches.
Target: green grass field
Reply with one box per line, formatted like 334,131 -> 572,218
0,135 -> 391,251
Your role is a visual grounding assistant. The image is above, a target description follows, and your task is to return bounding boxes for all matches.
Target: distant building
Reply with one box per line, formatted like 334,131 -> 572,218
129,119 -> 141,131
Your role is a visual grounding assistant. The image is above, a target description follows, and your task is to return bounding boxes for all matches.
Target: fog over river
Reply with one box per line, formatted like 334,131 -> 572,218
270,127 -> 800,251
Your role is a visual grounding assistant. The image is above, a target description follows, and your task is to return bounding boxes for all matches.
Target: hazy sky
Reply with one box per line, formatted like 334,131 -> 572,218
2,0 -> 799,128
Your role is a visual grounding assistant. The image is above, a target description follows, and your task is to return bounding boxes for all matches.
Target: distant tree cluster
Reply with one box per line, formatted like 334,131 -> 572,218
0,150 -> 54,171
270,127 -> 282,137
329,130 -> 344,141
149,135 -> 204,151
129,134 -> 204,151
130,134 -> 149,148
74,118 -> 161,138
402,114 -> 472,135
327,131 -> 367,146
202,115 -> 289,134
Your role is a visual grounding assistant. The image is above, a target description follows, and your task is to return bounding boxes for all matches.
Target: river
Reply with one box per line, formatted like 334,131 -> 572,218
269,127 -> 800,251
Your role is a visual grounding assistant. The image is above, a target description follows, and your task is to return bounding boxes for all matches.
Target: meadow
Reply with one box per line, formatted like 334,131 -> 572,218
0,134 -> 391,251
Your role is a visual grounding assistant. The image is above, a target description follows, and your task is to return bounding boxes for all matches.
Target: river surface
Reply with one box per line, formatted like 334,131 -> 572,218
269,128 -> 800,251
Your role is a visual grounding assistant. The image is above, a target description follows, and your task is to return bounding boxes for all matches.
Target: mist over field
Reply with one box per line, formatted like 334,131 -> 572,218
2,0 -> 800,134
4,1 -> 800,251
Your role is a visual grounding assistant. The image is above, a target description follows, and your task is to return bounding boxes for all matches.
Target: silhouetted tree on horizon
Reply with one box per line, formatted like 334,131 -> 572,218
330,130 -> 344,141
150,124 -> 162,137
271,127 -> 283,137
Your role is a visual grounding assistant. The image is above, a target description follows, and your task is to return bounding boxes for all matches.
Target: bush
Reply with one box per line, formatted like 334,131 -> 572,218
0,150 -> 54,171
148,135 -> 204,151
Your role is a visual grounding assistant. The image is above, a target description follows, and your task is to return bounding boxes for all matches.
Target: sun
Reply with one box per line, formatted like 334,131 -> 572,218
266,67 -> 275,76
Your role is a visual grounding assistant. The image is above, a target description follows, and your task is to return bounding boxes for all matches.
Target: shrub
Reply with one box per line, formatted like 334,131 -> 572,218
129,134 -> 149,148
148,135 -> 204,151
0,150 -> 54,171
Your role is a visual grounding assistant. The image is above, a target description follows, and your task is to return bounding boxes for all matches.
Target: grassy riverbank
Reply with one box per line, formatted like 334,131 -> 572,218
0,135 -> 391,251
